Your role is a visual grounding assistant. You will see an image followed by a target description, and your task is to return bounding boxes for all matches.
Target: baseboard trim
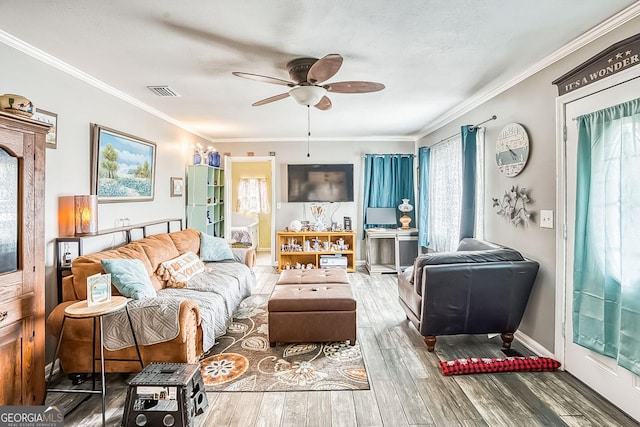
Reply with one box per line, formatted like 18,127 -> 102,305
515,330 -> 556,360
44,360 -> 60,378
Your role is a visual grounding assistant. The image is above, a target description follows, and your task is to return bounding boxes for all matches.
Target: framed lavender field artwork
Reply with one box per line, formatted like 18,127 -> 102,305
90,124 -> 156,203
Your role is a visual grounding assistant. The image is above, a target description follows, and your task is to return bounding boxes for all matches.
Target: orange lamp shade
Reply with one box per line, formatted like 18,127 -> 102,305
74,195 -> 98,235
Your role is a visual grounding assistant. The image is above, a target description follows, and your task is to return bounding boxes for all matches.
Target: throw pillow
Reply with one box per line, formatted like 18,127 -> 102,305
157,251 -> 205,288
101,259 -> 157,300
200,232 -> 233,262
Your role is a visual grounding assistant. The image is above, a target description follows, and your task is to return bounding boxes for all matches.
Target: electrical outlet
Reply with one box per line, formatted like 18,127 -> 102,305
540,210 -> 554,229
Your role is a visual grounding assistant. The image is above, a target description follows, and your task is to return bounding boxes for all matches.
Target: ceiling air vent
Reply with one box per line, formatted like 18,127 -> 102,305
146,86 -> 180,97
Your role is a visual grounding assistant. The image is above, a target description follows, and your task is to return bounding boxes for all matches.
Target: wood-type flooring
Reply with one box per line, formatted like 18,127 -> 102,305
45,265 -> 639,426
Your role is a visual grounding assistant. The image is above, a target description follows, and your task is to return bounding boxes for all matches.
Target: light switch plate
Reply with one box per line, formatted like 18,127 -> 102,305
540,210 -> 554,229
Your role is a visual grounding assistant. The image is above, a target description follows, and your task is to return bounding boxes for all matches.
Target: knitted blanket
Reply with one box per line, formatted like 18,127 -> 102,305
102,296 -> 184,351
102,260 -> 255,352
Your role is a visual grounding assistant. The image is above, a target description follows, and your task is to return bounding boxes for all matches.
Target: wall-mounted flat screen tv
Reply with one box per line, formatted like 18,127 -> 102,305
287,163 -> 354,203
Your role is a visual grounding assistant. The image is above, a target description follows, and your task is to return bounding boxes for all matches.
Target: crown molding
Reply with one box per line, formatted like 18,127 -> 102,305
413,2 -> 640,140
5,2 -> 640,145
0,29 -> 216,144
212,135 -> 416,144
1,28 -> 414,144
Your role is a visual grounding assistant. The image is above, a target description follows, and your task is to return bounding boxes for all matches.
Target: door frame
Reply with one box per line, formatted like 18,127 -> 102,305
554,65 -> 640,365
224,156 -> 276,262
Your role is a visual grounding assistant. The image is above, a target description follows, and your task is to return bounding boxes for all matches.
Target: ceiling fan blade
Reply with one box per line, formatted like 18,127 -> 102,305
232,72 -> 295,87
314,96 -> 332,111
326,81 -> 385,94
308,54 -> 343,84
252,92 -> 290,106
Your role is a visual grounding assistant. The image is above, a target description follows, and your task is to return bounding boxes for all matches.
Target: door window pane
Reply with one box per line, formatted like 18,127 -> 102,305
0,148 -> 18,274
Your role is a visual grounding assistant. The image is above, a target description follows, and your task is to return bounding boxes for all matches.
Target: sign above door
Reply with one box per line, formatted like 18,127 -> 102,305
553,33 -> 640,95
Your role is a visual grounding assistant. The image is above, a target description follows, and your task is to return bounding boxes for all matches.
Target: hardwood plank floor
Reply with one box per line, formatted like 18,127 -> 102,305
45,265 -> 639,426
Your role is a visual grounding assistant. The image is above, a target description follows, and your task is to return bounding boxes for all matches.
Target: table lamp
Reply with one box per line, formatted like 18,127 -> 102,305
398,199 -> 413,229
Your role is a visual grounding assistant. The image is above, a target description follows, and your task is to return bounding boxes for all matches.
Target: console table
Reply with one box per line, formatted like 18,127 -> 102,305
276,230 -> 356,272
365,228 -> 418,274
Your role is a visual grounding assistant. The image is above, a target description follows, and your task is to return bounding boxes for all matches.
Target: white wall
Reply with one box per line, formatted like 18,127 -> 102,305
1,43 -> 213,357
2,40 -> 415,360
213,140 -> 415,260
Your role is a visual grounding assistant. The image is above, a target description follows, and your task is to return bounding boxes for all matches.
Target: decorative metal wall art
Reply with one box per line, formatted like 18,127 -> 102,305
492,185 -> 533,227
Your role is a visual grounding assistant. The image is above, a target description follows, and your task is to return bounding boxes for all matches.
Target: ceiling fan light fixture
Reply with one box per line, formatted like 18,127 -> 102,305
289,86 -> 327,106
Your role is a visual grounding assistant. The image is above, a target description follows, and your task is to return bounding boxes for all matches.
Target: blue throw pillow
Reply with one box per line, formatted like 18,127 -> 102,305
101,259 -> 157,300
200,232 -> 233,262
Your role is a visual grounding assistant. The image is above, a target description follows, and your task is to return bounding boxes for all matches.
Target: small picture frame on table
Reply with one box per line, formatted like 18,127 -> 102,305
343,216 -> 352,231
87,273 -> 112,306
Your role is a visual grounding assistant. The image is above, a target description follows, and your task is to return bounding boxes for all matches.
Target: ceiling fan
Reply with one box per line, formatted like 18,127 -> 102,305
232,53 -> 385,110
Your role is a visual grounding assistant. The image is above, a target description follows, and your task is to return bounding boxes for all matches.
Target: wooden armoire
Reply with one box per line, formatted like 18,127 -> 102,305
0,111 -> 47,405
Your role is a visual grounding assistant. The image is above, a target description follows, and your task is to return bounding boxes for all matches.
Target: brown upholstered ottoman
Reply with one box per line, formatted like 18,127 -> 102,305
276,268 -> 350,286
268,269 -> 356,346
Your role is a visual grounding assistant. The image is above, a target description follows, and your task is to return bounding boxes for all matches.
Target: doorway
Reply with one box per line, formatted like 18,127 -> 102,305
557,70 -> 640,422
224,156 -> 276,266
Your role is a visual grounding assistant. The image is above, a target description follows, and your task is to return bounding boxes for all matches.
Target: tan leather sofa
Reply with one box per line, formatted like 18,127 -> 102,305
46,228 -> 256,373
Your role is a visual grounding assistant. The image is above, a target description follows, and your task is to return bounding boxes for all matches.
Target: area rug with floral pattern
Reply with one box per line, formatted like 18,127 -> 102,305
199,294 -> 370,392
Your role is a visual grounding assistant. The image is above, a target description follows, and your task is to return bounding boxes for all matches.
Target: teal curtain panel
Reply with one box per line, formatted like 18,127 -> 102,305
459,125 -> 477,239
417,147 -> 430,247
573,97 -> 640,376
362,154 -> 415,237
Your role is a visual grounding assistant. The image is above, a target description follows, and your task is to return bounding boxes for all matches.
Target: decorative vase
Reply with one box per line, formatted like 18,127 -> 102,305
207,150 -> 220,167
310,203 -> 326,231
398,198 -> 413,229
193,149 -> 201,165
0,93 -> 35,118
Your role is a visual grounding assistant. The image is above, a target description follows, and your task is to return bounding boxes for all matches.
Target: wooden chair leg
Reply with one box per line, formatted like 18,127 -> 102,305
424,336 -> 436,352
501,332 -> 514,349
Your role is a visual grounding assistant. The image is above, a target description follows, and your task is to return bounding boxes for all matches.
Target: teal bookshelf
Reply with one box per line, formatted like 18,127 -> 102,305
186,165 -> 225,237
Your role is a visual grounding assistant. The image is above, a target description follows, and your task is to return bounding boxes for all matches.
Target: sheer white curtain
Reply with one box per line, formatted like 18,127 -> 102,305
427,129 -> 485,252
428,138 -> 462,252
237,178 -> 269,213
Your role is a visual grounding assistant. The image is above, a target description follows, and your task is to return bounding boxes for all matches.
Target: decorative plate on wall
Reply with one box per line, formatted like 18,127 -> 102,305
495,123 -> 529,177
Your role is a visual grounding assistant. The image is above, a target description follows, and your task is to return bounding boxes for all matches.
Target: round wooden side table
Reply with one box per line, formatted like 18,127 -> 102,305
46,296 -> 143,427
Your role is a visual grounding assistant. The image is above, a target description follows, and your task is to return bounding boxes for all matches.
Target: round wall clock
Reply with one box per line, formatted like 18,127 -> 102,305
495,123 -> 529,177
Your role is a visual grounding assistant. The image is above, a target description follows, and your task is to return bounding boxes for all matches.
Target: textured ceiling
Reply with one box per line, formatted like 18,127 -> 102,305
0,1 -> 637,142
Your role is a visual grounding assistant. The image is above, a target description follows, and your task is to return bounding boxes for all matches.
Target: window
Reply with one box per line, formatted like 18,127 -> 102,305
427,130 -> 485,252
0,148 -> 18,274
237,178 -> 269,213
428,138 -> 462,252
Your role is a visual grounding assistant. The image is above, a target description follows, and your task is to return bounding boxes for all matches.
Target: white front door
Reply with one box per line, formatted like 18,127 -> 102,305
563,75 -> 640,422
